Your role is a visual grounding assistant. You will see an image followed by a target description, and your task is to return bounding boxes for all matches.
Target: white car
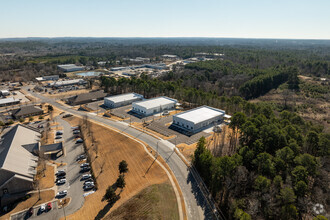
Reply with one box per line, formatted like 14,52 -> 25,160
56,190 -> 67,197
80,163 -> 89,168
57,178 -> 66,184
40,204 -> 46,212
84,181 -> 94,186
81,174 -> 91,180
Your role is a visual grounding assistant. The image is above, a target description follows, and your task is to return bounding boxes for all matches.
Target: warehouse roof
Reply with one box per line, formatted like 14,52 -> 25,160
49,79 -> 86,87
67,90 -> 107,105
0,124 -> 40,180
174,106 -> 225,124
12,105 -> 43,117
0,97 -> 19,105
134,96 -> 177,109
105,93 -> 143,103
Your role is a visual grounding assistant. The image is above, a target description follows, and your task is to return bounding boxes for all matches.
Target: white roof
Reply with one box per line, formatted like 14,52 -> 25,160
0,97 -> 18,105
175,106 -> 225,124
50,79 -> 85,86
134,97 -> 177,109
1,90 -> 9,93
105,93 -> 143,103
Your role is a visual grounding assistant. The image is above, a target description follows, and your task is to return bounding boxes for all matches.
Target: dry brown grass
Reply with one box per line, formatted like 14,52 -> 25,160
1,190 -> 54,220
44,89 -> 91,99
35,164 -> 55,189
62,116 -> 171,220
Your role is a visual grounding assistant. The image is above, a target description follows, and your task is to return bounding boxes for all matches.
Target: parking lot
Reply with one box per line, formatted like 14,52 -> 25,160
10,201 -> 57,220
10,115 -> 93,220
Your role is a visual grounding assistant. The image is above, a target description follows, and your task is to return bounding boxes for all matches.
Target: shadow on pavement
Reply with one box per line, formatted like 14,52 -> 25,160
187,169 -> 215,220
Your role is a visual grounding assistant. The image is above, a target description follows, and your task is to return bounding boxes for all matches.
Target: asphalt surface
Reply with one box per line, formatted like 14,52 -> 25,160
11,114 -> 88,220
24,86 -> 214,220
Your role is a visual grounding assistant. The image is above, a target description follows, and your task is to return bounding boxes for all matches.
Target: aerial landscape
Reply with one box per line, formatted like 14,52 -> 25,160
0,0 -> 329,220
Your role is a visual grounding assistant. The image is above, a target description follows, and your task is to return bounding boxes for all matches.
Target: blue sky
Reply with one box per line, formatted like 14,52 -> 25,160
0,0 -> 329,39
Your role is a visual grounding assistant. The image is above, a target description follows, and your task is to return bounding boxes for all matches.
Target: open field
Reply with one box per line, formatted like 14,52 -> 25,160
105,182 -> 179,220
43,89 -> 91,99
62,116 -> 177,220
0,190 -> 54,220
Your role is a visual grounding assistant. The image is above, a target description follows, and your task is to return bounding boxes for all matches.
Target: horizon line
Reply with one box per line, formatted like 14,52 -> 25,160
1,36 -> 330,41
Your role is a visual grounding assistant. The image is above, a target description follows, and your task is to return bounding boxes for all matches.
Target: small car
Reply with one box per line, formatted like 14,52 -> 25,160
73,130 -> 80,134
81,166 -> 91,172
39,204 -> 45,212
56,190 -> 67,198
55,136 -> 62,139
55,170 -> 66,176
81,174 -> 91,180
57,178 -> 66,185
27,207 -> 33,216
56,131 -> 63,135
80,163 -> 89,168
76,139 -> 83,144
84,181 -> 94,186
76,154 -> 86,161
83,184 -> 95,190
46,202 -> 52,211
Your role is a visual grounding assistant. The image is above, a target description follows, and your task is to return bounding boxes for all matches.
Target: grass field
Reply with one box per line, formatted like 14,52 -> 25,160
35,164 -> 55,189
105,182 -> 179,220
63,116 -> 178,220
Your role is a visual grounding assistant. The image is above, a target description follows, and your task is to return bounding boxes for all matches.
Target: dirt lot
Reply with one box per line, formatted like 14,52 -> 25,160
43,89 -> 91,99
0,190 -> 54,220
106,182 -> 179,220
62,116 -> 177,220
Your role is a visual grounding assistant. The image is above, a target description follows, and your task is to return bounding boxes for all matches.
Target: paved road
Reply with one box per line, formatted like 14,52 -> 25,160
24,87 -> 214,220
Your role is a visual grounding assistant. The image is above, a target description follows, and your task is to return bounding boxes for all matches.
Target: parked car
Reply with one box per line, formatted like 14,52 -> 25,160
83,184 -> 95,191
56,131 -> 63,135
80,163 -> 89,168
39,204 -> 45,213
55,170 -> 66,176
38,124 -> 44,128
81,166 -> 91,172
81,174 -> 91,180
84,181 -> 94,186
76,139 -> 83,144
27,207 -> 33,217
73,130 -> 80,134
76,154 -> 86,161
57,178 -> 66,185
71,126 -> 79,130
63,114 -> 72,118
56,190 -> 67,198
46,202 -> 52,211
55,136 -> 62,139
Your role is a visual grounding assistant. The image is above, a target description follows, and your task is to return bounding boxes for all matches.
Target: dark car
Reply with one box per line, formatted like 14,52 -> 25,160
55,136 -> 62,139
80,163 -> 89,168
83,183 -> 95,191
56,131 -> 63,135
27,207 -> 33,217
81,166 -> 91,172
55,170 -> 66,177
76,154 -> 86,161
76,139 -> 83,144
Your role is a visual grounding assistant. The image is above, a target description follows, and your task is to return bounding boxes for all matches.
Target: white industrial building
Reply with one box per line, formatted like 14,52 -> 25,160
0,97 -> 20,107
48,79 -> 87,88
132,96 -> 177,116
172,106 -> 226,133
0,90 -> 10,96
57,64 -> 84,72
104,93 -> 144,108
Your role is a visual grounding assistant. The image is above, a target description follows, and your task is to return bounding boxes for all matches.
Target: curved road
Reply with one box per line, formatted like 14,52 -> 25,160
26,88 -> 214,220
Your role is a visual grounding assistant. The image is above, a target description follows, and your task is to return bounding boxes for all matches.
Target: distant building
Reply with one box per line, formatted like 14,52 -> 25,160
66,90 -> 107,105
0,90 -> 10,96
12,105 -> 44,119
110,67 -> 129,71
97,61 -> 107,66
132,96 -> 177,116
35,75 -> 59,81
0,98 -> 20,107
104,93 -> 144,108
57,64 -> 84,72
48,79 -> 87,88
162,54 -> 179,60
172,106 -> 225,134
